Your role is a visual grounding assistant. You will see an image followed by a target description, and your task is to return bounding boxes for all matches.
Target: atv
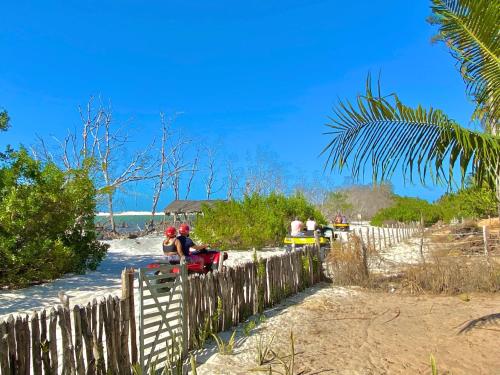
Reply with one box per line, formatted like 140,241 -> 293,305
147,248 -> 228,275
283,226 -> 337,250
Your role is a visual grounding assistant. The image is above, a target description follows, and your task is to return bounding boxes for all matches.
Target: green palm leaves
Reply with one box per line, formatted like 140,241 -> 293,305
322,77 -> 500,187
430,0 -> 500,128
323,0 -> 500,188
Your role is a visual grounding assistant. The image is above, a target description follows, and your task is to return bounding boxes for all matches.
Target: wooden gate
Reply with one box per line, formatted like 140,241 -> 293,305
138,260 -> 188,373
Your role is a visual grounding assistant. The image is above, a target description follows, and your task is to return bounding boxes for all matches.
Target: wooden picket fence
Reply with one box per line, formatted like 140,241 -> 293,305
0,246 -> 323,374
0,269 -> 137,375
185,246 -> 322,349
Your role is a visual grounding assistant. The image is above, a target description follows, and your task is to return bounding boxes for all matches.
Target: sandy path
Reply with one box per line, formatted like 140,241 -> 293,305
193,284 -> 500,375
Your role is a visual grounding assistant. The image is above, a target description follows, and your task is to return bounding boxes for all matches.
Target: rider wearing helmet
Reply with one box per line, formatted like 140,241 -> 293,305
177,223 -> 208,256
163,226 -> 183,261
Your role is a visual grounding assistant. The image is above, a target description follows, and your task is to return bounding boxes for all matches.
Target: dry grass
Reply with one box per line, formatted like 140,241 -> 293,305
402,257 -> 500,294
325,230 -> 500,295
325,235 -> 377,287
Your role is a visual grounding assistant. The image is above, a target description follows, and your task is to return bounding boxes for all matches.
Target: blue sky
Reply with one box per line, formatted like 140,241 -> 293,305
0,1 -> 477,211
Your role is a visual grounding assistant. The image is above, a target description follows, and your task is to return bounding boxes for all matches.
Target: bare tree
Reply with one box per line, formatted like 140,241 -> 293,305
244,149 -> 287,196
149,112 -> 171,229
224,158 -> 239,200
39,97 -> 156,232
184,145 -> 200,199
203,145 -> 220,199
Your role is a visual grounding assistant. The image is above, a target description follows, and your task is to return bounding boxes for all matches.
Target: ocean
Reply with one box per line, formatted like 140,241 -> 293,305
95,212 -> 196,232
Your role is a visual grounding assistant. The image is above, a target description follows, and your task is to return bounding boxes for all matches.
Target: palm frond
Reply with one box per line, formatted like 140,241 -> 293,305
322,76 -> 500,187
430,0 -> 500,127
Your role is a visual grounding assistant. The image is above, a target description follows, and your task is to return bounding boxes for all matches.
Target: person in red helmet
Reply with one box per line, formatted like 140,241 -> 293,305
162,226 -> 183,262
177,223 -> 208,256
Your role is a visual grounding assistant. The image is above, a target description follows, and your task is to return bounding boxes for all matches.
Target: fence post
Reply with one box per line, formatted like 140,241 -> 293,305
127,268 -> 138,366
120,269 -> 131,372
483,226 -> 489,256
377,227 -> 382,252
358,231 -> 369,278
419,215 -> 425,263
180,257 -> 189,357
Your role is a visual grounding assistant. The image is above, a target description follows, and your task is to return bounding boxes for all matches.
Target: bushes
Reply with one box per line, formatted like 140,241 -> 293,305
371,196 -> 442,226
436,185 -> 497,222
371,184 -> 498,227
0,149 -> 108,287
194,192 -> 325,250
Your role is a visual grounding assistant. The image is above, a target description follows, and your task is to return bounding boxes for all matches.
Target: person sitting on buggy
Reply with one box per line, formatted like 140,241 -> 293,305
162,226 -> 184,263
177,224 -> 207,265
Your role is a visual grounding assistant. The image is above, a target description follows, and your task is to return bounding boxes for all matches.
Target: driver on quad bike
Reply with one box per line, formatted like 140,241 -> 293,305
177,223 -> 209,255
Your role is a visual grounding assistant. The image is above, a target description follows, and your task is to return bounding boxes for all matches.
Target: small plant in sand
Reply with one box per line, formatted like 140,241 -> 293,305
244,319 -> 257,336
273,331 -> 296,375
251,330 -> 297,375
196,296 -> 224,349
212,330 -> 237,355
255,333 -> 276,365
430,354 -> 437,375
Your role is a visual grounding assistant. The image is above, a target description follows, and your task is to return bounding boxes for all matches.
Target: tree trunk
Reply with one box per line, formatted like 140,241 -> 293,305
107,193 -> 116,232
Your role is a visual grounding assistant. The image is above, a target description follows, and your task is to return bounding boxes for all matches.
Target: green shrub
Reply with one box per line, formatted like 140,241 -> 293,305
436,185 -> 497,221
370,196 -> 442,226
0,149 -> 108,287
193,192 -> 325,250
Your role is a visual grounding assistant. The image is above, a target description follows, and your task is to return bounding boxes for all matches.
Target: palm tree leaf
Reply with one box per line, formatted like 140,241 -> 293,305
430,0 -> 500,127
322,76 -> 500,188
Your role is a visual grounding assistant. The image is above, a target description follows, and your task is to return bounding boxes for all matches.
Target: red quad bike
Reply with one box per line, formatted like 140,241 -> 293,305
146,249 -> 228,275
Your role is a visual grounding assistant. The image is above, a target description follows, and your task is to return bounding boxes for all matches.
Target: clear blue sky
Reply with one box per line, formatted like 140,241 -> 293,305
0,0 -> 476,211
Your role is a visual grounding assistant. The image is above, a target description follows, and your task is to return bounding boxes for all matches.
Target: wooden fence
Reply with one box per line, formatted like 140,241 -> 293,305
0,269 -> 137,375
0,247 -> 323,374
346,224 -> 420,253
184,246 -> 322,350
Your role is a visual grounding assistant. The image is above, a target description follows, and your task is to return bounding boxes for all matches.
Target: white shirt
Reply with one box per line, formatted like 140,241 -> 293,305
290,220 -> 303,236
306,220 -> 316,231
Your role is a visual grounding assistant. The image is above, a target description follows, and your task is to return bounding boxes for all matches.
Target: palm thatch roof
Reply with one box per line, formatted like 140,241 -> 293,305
164,200 -> 225,215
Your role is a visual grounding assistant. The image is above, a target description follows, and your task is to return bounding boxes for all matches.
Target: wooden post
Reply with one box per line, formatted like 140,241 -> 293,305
377,227 -> 382,252
119,269 -> 131,373
6,315 -> 17,374
0,320 -> 9,374
358,231 -> 369,278
49,308 -> 58,374
419,214 -> 425,263
80,306 -> 95,375
74,305 -> 85,375
218,252 -> 225,272
180,258 -> 189,357
127,268 -> 138,366
483,226 -> 489,256
31,311 -> 42,375
366,229 -> 371,251
314,230 -> 320,250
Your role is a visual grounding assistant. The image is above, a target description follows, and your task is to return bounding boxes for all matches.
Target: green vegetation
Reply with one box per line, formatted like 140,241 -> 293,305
211,330 -> 237,355
437,184 -> 497,222
371,183 -> 497,226
194,192 -> 325,250
0,109 -> 9,131
0,148 -> 107,287
371,196 -> 441,226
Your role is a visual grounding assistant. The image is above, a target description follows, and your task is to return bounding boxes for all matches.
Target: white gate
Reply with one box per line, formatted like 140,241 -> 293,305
138,260 -> 187,373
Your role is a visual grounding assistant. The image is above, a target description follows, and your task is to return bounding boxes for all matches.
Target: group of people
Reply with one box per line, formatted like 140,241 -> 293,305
290,217 -> 317,236
334,213 -> 348,224
162,223 -> 208,263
